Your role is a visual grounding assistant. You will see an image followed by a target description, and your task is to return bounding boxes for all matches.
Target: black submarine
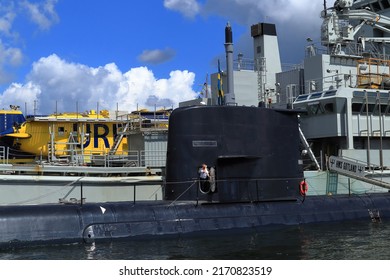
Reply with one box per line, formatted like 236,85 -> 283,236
2,21 -> 390,249
2,104 -> 390,248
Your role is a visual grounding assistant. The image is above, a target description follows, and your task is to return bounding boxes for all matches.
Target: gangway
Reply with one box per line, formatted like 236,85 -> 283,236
328,156 -> 390,190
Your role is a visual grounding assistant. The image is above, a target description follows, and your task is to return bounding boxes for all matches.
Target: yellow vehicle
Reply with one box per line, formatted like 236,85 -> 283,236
0,106 -> 26,135
1,109 -> 129,164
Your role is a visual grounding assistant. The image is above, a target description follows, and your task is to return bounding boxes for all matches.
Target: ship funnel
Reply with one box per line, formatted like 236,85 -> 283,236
251,23 -> 281,104
224,22 -> 235,104
225,22 -> 233,44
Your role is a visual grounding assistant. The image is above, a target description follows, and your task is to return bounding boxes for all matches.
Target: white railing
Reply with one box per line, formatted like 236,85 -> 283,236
0,146 -> 7,164
0,145 -> 167,168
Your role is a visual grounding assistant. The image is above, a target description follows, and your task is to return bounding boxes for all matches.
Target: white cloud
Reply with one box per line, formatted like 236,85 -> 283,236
0,40 -> 23,83
0,82 -> 41,112
0,54 -> 198,114
21,0 -> 59,30
0,4 -> 20,83
197,0 -> 338,64
202,0 -> 327,31
0,11 -> 15,36
138,47 -> 176,64
164,0 -> 329,26
164,0 -> 337,64
164,0 -> 200,18
0,0 -> 60,85
3,45 -> 22,66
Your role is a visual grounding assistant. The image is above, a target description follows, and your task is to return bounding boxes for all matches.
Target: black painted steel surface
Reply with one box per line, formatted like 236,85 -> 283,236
1,194 -> 390,248
165,106 -> 303,202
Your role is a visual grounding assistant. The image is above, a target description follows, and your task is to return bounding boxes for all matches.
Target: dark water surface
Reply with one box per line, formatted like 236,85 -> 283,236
1,220 -> 389,260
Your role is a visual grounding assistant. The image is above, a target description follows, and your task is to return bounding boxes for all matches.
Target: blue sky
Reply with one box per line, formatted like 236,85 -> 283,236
0,0 -> 333,114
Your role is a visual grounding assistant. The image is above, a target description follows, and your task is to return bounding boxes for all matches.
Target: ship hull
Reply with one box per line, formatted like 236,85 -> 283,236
0,193 -> 388,248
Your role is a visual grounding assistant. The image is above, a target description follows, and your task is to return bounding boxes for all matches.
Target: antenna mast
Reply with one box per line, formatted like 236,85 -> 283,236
324,0 -> 327,16
205,74 -> 209,98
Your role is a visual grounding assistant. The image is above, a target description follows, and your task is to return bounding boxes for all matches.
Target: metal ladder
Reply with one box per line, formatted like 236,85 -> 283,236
47,124 -> 56,162
109,122 -> 130,155
66,132 -> 81,164
299,126 -> 321,170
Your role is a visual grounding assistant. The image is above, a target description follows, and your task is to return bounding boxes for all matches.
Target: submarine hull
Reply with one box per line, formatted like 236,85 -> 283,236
0,194 -> 389,248
1,106 -> 389,248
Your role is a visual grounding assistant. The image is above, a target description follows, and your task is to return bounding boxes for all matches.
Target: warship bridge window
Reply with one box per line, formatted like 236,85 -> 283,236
352,102 -> 377,114
382,0 -> 390,9
353,91 -> 377,98
307,102 -> 324,115
352,102 -> 363,114
362,103 -> 376,114
323,102 -> 334,113
373,104 -> 388,115
307,101 -> 334,115
353,92 -> 365,98
323,90 -> 337,97
309,92 -> 322,99
385,103 -> 390,115
371,1 -> 382,12
295,94 -> 309,102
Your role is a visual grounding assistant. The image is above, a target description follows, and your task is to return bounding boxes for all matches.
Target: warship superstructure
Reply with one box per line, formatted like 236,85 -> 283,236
290,0 -> 390,195
205,0 -> 390,196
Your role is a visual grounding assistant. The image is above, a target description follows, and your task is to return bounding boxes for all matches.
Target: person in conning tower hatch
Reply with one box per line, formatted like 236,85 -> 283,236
198,163 -> 210,193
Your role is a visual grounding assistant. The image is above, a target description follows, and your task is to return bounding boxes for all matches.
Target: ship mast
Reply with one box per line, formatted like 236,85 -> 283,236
323,0 -> 327,16
224,22 -> 235,105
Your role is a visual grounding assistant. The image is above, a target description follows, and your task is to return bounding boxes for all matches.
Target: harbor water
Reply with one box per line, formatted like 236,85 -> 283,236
1,219 -> 390,260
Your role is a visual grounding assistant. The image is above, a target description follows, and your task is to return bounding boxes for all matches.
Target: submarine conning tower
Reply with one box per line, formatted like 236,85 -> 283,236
164,106 -> 304,203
